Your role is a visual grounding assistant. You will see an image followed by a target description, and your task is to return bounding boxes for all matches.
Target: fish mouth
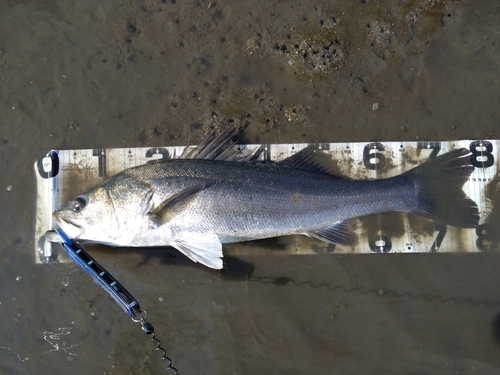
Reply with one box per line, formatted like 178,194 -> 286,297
53,211 -> 84,239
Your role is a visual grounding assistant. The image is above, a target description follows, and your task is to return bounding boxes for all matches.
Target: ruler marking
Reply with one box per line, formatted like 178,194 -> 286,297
35,140 -> 499,262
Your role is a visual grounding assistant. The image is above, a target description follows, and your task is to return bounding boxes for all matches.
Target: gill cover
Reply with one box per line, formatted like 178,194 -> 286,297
54,176 -> 154,245
96,177 -> 154,244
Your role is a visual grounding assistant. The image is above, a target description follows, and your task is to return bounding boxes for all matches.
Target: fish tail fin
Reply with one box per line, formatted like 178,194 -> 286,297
403,148 -> 479,228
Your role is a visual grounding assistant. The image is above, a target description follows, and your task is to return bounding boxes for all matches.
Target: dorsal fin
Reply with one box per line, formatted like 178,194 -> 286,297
178,125 -> 253,162
278,146 -> 339,176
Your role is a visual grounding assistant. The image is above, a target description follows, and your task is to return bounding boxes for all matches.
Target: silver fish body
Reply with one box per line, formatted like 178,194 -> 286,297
126,159 -> 415,245
53,130 -> 479,269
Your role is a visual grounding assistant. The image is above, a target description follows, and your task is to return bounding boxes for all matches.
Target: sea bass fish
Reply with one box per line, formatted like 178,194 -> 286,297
53,128 -> 479,269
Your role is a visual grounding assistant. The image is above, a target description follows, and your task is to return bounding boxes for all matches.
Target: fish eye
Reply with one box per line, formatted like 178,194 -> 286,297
71,196 -> 87,212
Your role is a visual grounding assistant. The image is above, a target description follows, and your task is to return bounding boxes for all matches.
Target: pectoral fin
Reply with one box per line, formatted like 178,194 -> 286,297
171,234 -> 223,269
150,184 -> 209,226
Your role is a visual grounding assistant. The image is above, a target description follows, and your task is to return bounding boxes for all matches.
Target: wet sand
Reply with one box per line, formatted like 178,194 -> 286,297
1,1 -> 500,374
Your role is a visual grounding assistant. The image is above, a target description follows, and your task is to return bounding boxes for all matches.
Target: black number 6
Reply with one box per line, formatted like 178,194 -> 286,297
363,143 -> 385,170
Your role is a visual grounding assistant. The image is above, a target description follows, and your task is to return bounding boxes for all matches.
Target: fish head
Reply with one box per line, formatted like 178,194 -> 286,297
53,176 -> 154,245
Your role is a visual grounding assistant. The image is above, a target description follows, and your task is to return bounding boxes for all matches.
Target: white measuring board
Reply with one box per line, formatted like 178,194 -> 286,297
34,140 -> 500,263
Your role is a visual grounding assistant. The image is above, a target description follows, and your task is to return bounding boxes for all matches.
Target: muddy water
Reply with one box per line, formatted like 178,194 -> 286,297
1,1 -> 500,374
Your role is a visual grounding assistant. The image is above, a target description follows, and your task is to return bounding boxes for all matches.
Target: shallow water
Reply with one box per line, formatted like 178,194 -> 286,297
1,1 -> 500,374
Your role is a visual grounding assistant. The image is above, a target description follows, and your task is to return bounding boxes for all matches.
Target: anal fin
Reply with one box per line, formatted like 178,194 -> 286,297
309,221 -> 355,246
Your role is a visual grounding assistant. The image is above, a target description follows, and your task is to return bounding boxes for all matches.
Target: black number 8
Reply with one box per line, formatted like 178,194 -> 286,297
469,141 -> 494,168
476,224 -> 497,251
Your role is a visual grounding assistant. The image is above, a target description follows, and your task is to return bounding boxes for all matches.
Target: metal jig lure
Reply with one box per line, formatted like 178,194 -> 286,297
56,228 -> 178,374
